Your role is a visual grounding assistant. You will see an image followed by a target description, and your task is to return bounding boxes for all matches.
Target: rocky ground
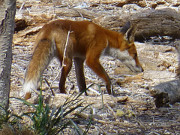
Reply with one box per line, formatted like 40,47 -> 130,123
10,0 -> 180,134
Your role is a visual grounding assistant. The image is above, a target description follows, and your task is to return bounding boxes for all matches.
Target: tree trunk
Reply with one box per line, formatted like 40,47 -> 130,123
0,0 -> 16,110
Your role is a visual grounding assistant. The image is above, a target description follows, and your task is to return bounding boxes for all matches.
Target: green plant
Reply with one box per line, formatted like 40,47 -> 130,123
14,88 -> 92,135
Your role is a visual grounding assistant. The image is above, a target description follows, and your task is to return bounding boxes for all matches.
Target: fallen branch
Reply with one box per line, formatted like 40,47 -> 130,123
55,8 -> 99,19
149,80 -> 180,107
94,8 -> 180,41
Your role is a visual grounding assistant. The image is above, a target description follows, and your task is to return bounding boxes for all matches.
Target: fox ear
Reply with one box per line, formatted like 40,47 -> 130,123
120,21 -> 131,34
121,21 -> 137,43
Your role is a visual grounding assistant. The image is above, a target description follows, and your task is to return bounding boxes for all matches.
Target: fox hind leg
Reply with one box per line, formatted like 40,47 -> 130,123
59,57 -> 72,93
74,57 -> 87,95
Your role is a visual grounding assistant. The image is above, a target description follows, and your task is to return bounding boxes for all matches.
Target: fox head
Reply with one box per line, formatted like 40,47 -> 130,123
119,21 -> 143,73
103,21 -> 143,73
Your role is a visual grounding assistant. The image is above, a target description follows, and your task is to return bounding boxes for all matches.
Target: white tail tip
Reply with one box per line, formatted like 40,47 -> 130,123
22,80 -> 37,99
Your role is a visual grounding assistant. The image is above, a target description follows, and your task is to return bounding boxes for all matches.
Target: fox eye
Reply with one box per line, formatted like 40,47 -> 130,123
133,53 -> 137,58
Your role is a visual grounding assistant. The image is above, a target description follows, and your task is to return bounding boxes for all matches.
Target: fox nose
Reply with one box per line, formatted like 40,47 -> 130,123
135,65 -> 144,73
138,65 -> 144,72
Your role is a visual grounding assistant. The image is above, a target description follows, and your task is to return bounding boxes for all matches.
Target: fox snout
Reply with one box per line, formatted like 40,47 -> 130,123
135,65 -> 144,73
127,63 -> 143,73
122,54 -> 143,73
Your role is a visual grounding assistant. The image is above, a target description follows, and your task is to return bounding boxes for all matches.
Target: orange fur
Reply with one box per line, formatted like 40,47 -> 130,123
23,20 -> 143,99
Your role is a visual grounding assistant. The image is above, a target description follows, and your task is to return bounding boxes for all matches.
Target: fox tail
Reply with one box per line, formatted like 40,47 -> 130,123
23,39 -> 56,99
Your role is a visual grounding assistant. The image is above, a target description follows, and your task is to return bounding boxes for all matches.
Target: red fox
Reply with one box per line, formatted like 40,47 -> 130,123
23,19 -> 143,99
